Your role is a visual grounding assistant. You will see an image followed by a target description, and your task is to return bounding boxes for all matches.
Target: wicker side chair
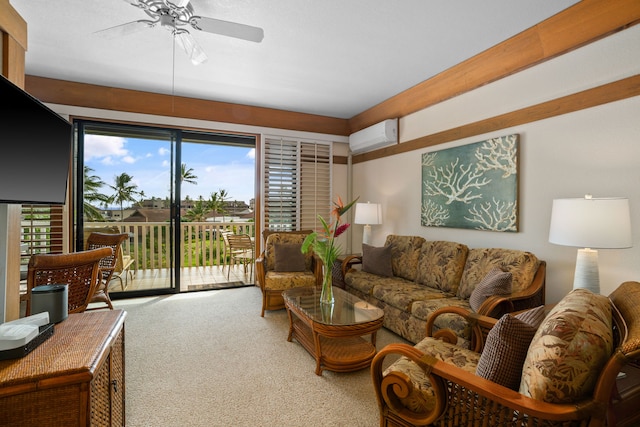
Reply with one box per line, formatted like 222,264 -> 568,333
255,230 -> 321,316
371,281 -> 640,427
85,232 -> 130,310
25,247 -> 113,316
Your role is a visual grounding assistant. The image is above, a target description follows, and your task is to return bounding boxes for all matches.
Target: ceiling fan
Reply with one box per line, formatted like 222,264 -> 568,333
95,0 -> 264,65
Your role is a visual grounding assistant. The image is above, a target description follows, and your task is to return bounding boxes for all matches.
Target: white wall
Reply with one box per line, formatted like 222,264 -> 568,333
351,26 -> 640,304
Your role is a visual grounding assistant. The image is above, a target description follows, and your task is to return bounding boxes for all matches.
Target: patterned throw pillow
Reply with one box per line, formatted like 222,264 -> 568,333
476,305 -> 546,390
519,289 -> 613,403
362,244 -> 393,277
469,267 -> 512,311
273,243 -> 306,272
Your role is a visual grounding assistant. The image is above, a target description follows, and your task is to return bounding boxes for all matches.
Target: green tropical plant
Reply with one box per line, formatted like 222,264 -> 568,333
184,197 -> 208,222
83,166 -> 110,221
180,163 -> 198,185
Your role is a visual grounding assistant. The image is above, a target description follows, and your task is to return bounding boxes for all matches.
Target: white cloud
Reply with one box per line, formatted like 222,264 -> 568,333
84,135 -> 129,161
122,156 -> 136,164
158,147 -> 170,156
246,148 -> 255,159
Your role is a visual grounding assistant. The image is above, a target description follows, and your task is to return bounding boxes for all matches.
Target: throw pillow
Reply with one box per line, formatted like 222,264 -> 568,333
475,305 -> 546,390
273,243 -> 306,272
362,244 -> 393,277
469,267 -> 512,312
519,289 -> 613,403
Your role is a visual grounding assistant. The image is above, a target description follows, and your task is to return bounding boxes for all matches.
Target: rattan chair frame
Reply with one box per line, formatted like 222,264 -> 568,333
25,247 -> 113,316
371,281 -> 640,427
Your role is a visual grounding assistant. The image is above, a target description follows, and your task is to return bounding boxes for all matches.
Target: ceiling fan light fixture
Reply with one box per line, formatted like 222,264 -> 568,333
174,30 -> 208,65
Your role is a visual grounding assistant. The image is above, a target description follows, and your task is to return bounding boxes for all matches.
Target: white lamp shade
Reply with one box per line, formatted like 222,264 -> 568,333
549,197 -> 632,249
354,202 -> 382,225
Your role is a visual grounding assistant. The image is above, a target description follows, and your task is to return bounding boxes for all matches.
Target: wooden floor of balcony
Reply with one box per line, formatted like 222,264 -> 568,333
106,264 -> 255,294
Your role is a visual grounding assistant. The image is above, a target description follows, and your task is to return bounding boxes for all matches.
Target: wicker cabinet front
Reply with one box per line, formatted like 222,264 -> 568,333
0,310 -> 126,426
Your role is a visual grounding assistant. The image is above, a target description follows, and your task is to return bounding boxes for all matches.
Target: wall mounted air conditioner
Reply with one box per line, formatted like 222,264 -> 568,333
348,119 -> 398,154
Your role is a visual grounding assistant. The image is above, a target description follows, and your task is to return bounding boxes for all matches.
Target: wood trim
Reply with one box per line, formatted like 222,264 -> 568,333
0,0 -> 27,51
352,75 -> 640,164
348,0 -> 640,133
24,76 -> 350,136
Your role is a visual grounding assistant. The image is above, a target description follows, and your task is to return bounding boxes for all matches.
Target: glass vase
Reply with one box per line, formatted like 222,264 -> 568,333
320,263 -> 334,305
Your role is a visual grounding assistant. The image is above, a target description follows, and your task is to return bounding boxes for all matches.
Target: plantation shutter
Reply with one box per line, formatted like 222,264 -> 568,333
262,137 -> 332,232
20,205 -> 64,272
299,142 -> 331,230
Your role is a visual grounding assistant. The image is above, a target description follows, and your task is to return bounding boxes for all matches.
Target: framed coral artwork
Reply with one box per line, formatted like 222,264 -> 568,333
421,134 -> 519,232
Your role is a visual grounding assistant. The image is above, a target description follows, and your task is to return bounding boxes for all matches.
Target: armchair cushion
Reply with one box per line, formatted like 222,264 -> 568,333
476,305 -> 545,390
273,243 -> 306,272
469,267 -> 512,312
519,289 -> 613,403
362,244 -> 393,277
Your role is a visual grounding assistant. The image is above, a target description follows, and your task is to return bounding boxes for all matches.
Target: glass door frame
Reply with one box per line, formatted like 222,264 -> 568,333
74,119 -> 182,298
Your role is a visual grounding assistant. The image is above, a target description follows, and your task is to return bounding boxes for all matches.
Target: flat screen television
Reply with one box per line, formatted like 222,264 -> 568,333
0,74 -> 72,204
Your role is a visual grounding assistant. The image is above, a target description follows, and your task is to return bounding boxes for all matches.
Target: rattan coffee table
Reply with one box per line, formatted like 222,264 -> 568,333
283,286 -> 384,375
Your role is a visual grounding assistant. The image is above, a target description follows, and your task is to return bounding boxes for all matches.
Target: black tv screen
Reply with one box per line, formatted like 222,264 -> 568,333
0,75 -> 72,204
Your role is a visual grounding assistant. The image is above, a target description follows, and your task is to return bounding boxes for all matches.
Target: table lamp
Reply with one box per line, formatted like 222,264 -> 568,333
354,202 -> 382,245
549,195 -> 632,294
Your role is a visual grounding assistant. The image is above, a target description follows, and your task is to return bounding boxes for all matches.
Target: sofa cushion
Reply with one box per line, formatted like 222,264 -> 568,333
345,270 -> 395,296
476,305 -> 545,390
362,244 -> 393,277
273,243 -> 306,272
457,248 -> 539,300
384,235 -> 426,282
519,289 -> 613,403
372,281 -> 447,312
382,336 -> 481,414
469,268 -> 512,312
410,298 -> 474,346
415,240 -> 468,294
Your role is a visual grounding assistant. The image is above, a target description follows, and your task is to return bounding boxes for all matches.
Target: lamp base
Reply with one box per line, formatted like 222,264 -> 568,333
573,248 -> 600,294
362,225 -> 372,246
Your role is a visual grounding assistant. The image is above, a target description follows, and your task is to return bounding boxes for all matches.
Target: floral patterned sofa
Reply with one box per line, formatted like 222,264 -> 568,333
370,282 -> 640,426
342,235 -> 545,344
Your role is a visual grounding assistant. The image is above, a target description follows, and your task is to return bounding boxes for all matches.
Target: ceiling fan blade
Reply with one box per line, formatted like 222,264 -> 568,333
189,16 -> 264,43
94,20 -> 156,39
168,0 -> 191,8
174,30 -> 208,65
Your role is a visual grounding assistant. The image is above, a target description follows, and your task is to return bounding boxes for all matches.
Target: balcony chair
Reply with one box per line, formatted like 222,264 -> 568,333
25,247 -> 113,316
255,230 -> 321,316
84,226 -> 135,290
85,232 -> 129,310
226,233 -> 255,281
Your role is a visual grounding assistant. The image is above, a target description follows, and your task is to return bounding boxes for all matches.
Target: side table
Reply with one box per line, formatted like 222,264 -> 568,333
609,361 -> 640,426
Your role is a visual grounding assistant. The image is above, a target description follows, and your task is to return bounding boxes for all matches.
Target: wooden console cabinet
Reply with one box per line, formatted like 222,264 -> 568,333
0,310 -> 126,426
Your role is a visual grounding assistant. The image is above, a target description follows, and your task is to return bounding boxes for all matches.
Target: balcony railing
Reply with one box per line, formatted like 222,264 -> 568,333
84,221 -> 256,273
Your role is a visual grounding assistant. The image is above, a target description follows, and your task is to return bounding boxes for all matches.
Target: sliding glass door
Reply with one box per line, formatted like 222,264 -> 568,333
75,120 -> 180,296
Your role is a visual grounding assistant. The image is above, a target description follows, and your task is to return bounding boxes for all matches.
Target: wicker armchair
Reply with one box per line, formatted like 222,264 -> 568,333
255,230 -> 321,316
25,247 -> 113,316
85,232 -> 129,310
371,281 -> 640,427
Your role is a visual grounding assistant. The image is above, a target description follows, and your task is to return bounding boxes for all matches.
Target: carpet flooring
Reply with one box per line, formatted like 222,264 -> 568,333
113,286 -> 408,426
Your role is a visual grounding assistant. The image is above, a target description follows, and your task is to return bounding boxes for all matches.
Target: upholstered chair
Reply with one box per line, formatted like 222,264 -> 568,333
255,230 -> 321,316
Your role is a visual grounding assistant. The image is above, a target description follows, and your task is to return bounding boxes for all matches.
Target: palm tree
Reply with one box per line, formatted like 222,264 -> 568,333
109,172 -> 142,221
181,163 -> 198,185
184,197 -> 208,222
83,166 -> 110,221
206,189 -> 229,222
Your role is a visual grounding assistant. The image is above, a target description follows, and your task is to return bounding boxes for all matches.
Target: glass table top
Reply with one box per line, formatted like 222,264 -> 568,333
283,286 -> 384,326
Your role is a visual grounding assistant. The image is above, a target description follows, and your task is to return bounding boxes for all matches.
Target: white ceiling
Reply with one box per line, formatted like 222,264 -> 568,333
12,0 -> 579,119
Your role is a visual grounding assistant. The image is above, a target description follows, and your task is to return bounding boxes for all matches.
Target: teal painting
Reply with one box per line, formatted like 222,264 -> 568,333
421,134 -> 519,232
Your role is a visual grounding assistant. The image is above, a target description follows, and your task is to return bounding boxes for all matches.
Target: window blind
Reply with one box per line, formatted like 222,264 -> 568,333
21,205 -> 64,269
263,137 -> 332,232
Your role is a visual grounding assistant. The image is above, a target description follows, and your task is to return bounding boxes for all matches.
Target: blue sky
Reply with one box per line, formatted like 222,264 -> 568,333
84,134 -> 255,208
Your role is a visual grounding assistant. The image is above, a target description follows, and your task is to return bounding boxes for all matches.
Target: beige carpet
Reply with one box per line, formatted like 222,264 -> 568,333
113,285 -> 408,426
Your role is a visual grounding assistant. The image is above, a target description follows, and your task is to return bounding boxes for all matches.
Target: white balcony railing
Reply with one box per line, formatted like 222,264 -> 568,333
84,221 -> 255,272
